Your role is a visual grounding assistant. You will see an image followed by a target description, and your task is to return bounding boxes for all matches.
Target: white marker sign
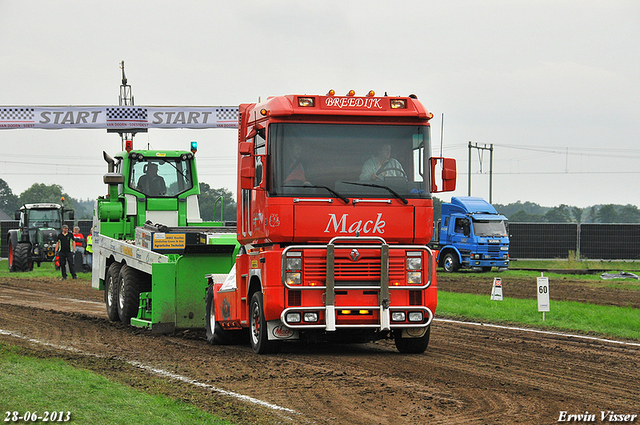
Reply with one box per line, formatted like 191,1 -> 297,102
537,276 -> 550,312
491,277 -> 503,301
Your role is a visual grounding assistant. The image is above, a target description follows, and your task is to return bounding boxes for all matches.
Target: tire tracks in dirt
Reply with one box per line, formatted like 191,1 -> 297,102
1,277 -> 639,424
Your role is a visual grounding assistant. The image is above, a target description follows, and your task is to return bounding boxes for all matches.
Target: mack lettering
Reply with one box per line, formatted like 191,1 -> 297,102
324,213 -> 386,235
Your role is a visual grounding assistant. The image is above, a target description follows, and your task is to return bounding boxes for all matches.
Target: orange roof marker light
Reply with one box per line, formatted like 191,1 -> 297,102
366,90 -> 375,97
260,108 -> 270,116
346,90 -> 355,96
326,89 -> 336,96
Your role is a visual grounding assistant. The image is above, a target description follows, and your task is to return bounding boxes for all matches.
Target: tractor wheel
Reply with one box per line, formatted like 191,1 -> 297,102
117,264 -> 143,325
13,243 -> 31,272
249,292 -> 282,354
104,262 -> 122,321
394,326 -> 431,354
205,285 -> 244,345
442,252 -> 460,273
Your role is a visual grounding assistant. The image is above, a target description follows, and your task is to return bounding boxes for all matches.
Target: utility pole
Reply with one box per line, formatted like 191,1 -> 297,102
468,142 -> 494,203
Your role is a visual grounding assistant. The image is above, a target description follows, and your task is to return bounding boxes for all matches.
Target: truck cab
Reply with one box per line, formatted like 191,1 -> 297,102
435,196 -> 509,272
208,91 -> 457,354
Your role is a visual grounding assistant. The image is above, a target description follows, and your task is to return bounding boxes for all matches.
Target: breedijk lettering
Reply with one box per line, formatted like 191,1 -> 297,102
324,213 -> 386,234
324,97 -> 383,109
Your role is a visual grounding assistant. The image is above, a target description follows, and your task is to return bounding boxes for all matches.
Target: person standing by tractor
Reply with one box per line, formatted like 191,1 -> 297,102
73,226 -> 85,271
55,225 -> 81,280
85,227 -> 93,270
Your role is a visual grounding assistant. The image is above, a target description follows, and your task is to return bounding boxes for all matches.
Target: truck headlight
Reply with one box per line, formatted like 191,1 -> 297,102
407,271 -> 422,284
286,312 -> 301,323
286,272 -> 301,286
303,312 -> 318,322
286,257 -> 302,270
391,312 -> 406,322
408,312 -> 423,322
406,256 -> 422,270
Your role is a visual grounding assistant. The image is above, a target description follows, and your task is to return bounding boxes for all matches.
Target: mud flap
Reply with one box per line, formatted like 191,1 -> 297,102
267,319 -> 299,341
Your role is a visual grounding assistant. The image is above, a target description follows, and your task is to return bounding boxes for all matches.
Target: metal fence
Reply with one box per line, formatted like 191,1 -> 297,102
508,223 -> 640,260
2,220 -> 640,260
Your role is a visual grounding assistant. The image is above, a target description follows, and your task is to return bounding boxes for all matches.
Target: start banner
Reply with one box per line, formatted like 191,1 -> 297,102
0,106 -> 239,130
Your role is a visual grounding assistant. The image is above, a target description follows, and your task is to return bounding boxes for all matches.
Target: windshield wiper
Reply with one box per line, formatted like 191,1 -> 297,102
342,181 -> 408,204
289,185 -> 349,204
160,160 -> 191,183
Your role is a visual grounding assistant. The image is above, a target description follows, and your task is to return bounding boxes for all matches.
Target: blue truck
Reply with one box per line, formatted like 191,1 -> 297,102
434,196 -> 509,272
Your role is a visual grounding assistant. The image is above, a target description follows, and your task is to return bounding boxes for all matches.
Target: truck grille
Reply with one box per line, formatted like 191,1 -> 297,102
303,256 -> 405,283
487,245 -> 501,255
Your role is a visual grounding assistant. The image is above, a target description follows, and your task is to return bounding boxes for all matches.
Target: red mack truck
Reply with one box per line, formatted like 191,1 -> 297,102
206,90 -> 457,354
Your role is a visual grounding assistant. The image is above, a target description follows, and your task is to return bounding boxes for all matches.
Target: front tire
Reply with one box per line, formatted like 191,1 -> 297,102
117,264 -> 143,325
104,262 -> 122,321
249,292 -> 282,354
442,252 -> 460,273
394,326 -> 431,354
13,243 -> 31,272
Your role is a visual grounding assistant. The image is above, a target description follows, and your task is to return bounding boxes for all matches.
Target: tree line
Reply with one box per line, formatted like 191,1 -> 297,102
0,178 -> 236,223
2,178 -> 636,224
432,198 -> 640,224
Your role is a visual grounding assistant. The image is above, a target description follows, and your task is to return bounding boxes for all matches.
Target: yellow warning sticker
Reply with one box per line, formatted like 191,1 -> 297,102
153,233 -> 186,249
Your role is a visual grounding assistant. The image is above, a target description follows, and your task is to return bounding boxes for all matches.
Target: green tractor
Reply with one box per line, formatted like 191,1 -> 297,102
7,202 -> 74,272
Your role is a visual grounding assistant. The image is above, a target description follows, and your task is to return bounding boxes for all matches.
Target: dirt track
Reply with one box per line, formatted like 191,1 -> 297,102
1,276 -> 639,424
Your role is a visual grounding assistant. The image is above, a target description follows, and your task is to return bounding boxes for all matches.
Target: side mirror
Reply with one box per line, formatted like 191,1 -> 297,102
14,211 -> 20,220
67,210 -> 75,221
239,155 -> 254,190
430,157 -> 457,193
238,141 -> 253,156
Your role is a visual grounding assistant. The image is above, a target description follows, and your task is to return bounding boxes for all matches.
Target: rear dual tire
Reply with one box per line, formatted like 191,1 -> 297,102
104,262 -> 121,321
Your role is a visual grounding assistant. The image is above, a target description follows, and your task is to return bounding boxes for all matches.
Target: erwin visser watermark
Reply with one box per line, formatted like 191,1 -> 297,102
558,411 -> 638,422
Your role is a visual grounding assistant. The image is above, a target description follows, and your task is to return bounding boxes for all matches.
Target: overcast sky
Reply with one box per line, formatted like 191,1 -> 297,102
1,1 -> 639,209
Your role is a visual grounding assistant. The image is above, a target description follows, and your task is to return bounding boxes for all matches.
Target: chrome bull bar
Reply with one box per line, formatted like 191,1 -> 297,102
281,236 -> 435,332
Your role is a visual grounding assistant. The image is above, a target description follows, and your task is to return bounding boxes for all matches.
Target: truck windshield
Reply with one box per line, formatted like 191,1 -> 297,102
473,220 -> 508,237
269,123 -> 431,199
28,209 -> 61,229
129,157 -> 193,198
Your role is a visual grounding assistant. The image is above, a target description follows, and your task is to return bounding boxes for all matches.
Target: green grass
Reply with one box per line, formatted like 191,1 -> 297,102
512,257 -> 640,271
437,291 -> 640,341
0,343 -> 232,425
0,259 -> 90,280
